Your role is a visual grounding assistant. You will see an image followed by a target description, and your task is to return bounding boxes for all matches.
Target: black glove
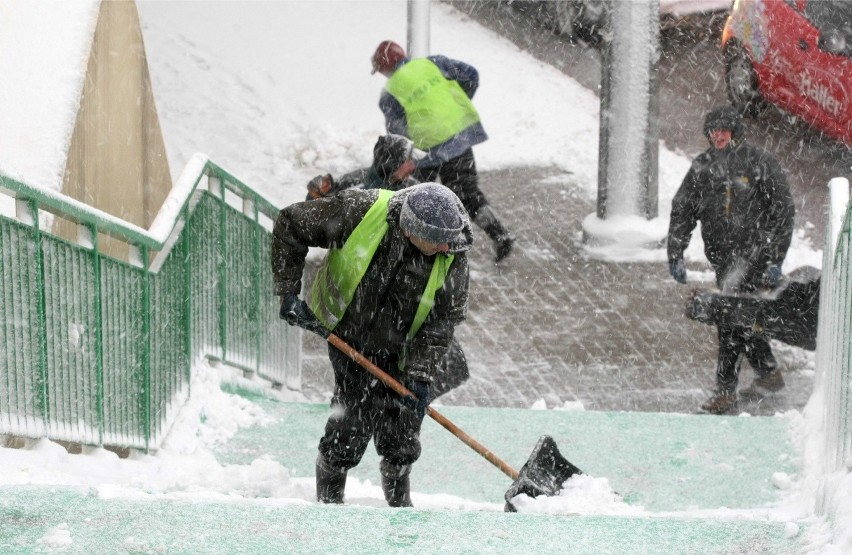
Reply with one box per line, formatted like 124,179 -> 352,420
761,264 -> 782,288
668,258 -> 687,284
279,293 -> 318,328
401,380 -> 430,419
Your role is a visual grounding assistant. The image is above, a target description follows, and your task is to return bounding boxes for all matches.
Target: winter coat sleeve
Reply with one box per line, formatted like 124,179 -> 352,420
329,167 -> 370,194
270,190 -> 375,296
428,55 -> 479,98
755,154 -> 795,269
379,90 -> 408,137
667,163 -> 702,262
402,254 -> 470,383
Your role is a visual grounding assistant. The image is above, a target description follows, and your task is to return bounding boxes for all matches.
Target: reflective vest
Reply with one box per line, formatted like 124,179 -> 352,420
385,58 -> 481,150
310,189 -> 455,345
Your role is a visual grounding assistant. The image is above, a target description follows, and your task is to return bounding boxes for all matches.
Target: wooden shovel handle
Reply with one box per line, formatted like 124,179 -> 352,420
327,333 -> 519,481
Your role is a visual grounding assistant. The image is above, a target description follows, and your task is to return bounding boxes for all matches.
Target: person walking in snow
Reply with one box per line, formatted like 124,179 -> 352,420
666,105 -> 795,415
305,134 -> 423,201
370,40 -> 515,263
272,182 -> 472,507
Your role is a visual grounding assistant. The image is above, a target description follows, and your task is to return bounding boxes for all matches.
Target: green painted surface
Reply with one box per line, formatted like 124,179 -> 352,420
0,393 -> 804,554
217,393 -> 797,512
0,486 -> 804,555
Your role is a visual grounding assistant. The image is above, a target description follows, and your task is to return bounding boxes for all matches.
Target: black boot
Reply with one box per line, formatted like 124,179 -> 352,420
700,390 -> 738,414
316,454 -> 347,504
494,235 -> 515,263
382,474 -> 413,507
380,461 -> 413,508
473,205 -> 514,263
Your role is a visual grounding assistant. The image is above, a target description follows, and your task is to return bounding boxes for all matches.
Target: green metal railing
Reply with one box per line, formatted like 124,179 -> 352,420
815,177 -> 852,474
0,154 -> 299,451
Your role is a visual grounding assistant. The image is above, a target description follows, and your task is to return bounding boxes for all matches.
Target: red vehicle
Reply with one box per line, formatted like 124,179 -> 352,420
722,0 -> 852,145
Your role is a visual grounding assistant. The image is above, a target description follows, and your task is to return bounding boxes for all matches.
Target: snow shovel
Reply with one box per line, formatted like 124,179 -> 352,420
293,314 -> 583,512
686,265 -> 821,351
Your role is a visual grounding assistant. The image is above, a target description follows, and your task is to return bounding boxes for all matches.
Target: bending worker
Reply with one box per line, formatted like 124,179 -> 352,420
272,183 -> 472,507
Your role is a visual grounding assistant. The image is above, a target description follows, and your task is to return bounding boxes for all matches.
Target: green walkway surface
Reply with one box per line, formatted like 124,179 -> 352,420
0,388 -> 807,554
0,487 -> 802,555
218,389 -> 797,511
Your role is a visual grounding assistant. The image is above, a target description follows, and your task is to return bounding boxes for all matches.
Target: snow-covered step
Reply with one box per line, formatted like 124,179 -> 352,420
217,394 -> 800,513
0,388 -> 808,553
0,484 -> 805,554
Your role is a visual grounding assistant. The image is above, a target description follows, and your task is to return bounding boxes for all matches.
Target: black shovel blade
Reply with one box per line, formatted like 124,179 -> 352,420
504,435 -> 583,512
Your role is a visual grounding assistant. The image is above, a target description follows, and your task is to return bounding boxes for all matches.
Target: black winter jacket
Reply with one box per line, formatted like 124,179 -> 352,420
271,188 -> 472,382
667,139 -> 795,291
304,167 -> 419,202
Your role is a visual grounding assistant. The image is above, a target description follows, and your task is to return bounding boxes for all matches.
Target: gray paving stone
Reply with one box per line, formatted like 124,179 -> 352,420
298,167 -> 815,416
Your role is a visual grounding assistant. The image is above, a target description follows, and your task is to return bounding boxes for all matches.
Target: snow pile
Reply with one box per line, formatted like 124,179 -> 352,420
0,362 -> 307,502
509,473 -> 645,516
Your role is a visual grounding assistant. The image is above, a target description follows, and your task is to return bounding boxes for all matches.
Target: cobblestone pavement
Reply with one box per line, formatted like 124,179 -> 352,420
300,167 -> 815,416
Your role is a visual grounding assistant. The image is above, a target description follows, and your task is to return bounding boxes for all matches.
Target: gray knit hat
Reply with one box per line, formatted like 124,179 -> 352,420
399,183 -> 465,244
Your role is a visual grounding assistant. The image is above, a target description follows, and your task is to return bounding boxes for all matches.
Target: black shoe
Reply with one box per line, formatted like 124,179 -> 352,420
381,473 -> 413,508
316,455 -> 346,504
700,391 -> 737,415
740,368 -> 785,400
495,235 -> 515,263
473,205 -> 514,262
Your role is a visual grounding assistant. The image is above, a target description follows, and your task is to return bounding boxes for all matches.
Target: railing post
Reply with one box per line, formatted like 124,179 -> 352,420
142,244 -> 151,453
79,223 -> 105,446
26,200 -> 50,434
130,243 -> 152,452
209,173 -> 228,361
183,206 -> 193,395
244,198 -> 262,375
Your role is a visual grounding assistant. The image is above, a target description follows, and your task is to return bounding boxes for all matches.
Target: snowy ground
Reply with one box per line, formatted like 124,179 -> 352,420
1,1 -> 847,552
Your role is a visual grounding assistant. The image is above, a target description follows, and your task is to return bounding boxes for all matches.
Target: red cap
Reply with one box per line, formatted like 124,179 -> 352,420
371,40 -> 405,75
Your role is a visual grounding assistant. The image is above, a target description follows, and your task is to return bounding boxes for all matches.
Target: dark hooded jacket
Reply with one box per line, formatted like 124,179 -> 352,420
667,126 -> 795,291
304,134 -> 420,200
317,166 -> 418,197
271,187 -> 472,382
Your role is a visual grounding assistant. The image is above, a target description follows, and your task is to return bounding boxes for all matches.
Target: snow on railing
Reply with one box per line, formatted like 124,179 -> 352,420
814,177 -> 852,475
0,155 -> 299,452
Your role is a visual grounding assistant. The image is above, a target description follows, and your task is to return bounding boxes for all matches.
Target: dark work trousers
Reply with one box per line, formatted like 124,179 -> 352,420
414,149 -> 488,220
716,324 -> 778,393
318,344 -> 424,472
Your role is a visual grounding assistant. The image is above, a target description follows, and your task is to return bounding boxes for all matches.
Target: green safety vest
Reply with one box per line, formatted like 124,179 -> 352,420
310,189 -> 455,347
385,58 -> 481,150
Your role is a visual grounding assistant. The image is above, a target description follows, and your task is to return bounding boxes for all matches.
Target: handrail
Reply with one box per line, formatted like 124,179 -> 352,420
0,154 -> 299,452
0,153 -> 280,250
